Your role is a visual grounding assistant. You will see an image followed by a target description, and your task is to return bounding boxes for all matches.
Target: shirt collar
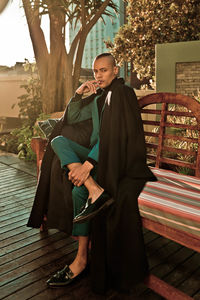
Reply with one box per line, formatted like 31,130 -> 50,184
96,77 -> 124,96
102,77 -> 118,93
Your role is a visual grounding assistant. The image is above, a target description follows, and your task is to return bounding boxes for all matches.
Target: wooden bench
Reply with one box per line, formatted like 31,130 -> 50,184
138,92 -> 200,300
31,92 -> 200,300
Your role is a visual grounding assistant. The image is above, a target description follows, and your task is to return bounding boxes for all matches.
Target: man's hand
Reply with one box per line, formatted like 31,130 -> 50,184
68,161 -> 93,187
76,80 -> 99,95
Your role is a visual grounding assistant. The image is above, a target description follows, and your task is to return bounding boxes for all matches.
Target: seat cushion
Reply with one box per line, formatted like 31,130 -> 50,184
139,167 -> 200,239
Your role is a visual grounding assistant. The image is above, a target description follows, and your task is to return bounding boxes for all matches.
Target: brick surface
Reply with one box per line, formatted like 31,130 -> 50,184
176,62 -> 200,97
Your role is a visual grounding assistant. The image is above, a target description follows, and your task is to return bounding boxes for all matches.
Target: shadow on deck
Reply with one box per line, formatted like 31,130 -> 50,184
0,153 -> 199,300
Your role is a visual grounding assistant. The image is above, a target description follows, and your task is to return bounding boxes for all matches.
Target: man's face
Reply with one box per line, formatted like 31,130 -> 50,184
92,57 -> 118,89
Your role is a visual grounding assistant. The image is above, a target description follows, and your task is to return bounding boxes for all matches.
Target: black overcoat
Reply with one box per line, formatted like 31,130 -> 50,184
27,78 -> 156,293
27,94 -> 95,234
90,79 -> 156,293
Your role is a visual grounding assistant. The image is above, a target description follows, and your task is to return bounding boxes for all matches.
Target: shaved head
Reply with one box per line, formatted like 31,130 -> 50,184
93,53 -> 116,68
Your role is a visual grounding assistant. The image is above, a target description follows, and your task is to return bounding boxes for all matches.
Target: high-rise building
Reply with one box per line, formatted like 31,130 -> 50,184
69,0 -> 124,69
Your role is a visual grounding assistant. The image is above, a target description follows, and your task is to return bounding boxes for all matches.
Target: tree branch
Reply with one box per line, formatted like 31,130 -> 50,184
85,0 -> 111,32
72,31 -> 87,90
68,28 -> 82,59
80,0 -> 86,27
22,0 -> 49,75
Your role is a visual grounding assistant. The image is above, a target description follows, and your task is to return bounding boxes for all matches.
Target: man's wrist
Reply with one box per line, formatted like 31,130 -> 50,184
83,160 -> 94,171
86,157 -> 97,167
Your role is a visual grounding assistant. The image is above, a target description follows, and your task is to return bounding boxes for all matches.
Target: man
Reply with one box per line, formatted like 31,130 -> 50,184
28,53 -> 156,293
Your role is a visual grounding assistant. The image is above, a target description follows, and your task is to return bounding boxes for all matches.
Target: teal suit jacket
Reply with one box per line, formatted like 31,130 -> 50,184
67,94 -> 102,162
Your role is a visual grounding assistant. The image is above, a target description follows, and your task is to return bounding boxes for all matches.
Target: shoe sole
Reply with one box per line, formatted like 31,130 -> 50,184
47,282 -> 73,288
73,198 -> 114,224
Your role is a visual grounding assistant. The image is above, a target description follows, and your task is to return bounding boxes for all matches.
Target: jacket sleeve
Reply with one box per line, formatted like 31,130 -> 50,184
87,139 -> 99,162
67,93 -> 93,124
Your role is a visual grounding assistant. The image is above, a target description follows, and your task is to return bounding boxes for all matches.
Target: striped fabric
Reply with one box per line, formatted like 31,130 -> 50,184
139,167 -> 200,238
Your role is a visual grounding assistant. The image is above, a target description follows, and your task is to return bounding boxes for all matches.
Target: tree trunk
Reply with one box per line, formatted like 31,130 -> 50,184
73,32 -> 88,92
22,0 -> 49,84
64,58 -> 74,105
23,0 -> 68,113
42,7 -> 66,113
22,0 -> 114,114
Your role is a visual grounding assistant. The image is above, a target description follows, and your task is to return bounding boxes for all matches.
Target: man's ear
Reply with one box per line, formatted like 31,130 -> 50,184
114,66 -> 119,75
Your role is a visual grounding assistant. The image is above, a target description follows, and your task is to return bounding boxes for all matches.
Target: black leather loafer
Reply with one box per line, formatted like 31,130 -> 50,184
73,193 -> 114,224
46,265 -> 87,288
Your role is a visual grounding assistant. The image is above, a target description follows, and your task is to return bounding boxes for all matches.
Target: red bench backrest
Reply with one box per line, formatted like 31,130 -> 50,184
138,92 -> 200,177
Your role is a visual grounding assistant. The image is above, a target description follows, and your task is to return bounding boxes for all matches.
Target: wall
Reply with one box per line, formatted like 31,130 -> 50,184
176,62 -> 200,97
156,40 -> 200,95
0,74 -> 28,117
0,74 -> 154,118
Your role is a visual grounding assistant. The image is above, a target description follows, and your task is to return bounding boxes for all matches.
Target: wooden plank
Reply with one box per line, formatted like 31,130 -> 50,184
0,244 -> 77,298
146,238 -> 173,259
0,202 -> 33,217
146,143 -> 158,149
0,225 -> 32,241
141,109 -> 162,115
0,172 -> 28,182
0,186 -> 36,199
0,180 -> 36,194
141,245 -> 195,299
150,245 -> 195,276
163,134 -> 198,143
162,145 -> 196,156
0,212 -> 31,228
0,152 -> 199,299
0,171 -> 32,180
0,219 -> 31,235
0,169 -> 35,178
0,202 -> 32,216
164,252 -> 200,295
160,157 -> 195,170
0,227 -> 40,248
0,193 -> 35,204
148,242 -> 182,270
0,237 -> 76,276
179,268 -> 200,298
144,274 -> 193,300
144,230 -> 162,245
0,207 -> 32,223
0,177 -> 35,189
3,262 -> 89,300
0,231 -> 66,265
0,185 -> 36,197
0,229 -> 65,257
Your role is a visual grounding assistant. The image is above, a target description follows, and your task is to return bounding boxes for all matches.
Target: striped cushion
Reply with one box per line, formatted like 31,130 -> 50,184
139,167 -> 200,238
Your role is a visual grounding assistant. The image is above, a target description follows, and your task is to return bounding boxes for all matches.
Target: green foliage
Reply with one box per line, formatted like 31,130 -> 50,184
33,0 -> 118,27
194,89 -> 200,104
106,0 -> 200,80
0,133 -> 19,154
11,126 -> 36,161
6,60 -> 44,161
15,60 -> 43,128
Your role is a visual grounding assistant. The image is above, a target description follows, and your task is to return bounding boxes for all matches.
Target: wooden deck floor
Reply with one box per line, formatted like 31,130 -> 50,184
0,154 -> 200,300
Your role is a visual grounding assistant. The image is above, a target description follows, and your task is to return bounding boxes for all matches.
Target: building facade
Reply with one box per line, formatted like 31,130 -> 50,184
156,40 -> 200,97
69,0 -> 124,69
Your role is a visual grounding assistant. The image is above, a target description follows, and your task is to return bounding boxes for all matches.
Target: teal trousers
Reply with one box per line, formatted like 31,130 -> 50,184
51,135 -> 96,236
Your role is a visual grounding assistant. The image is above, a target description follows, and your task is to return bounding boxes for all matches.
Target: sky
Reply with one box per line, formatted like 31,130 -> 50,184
0,0 -> 49,67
